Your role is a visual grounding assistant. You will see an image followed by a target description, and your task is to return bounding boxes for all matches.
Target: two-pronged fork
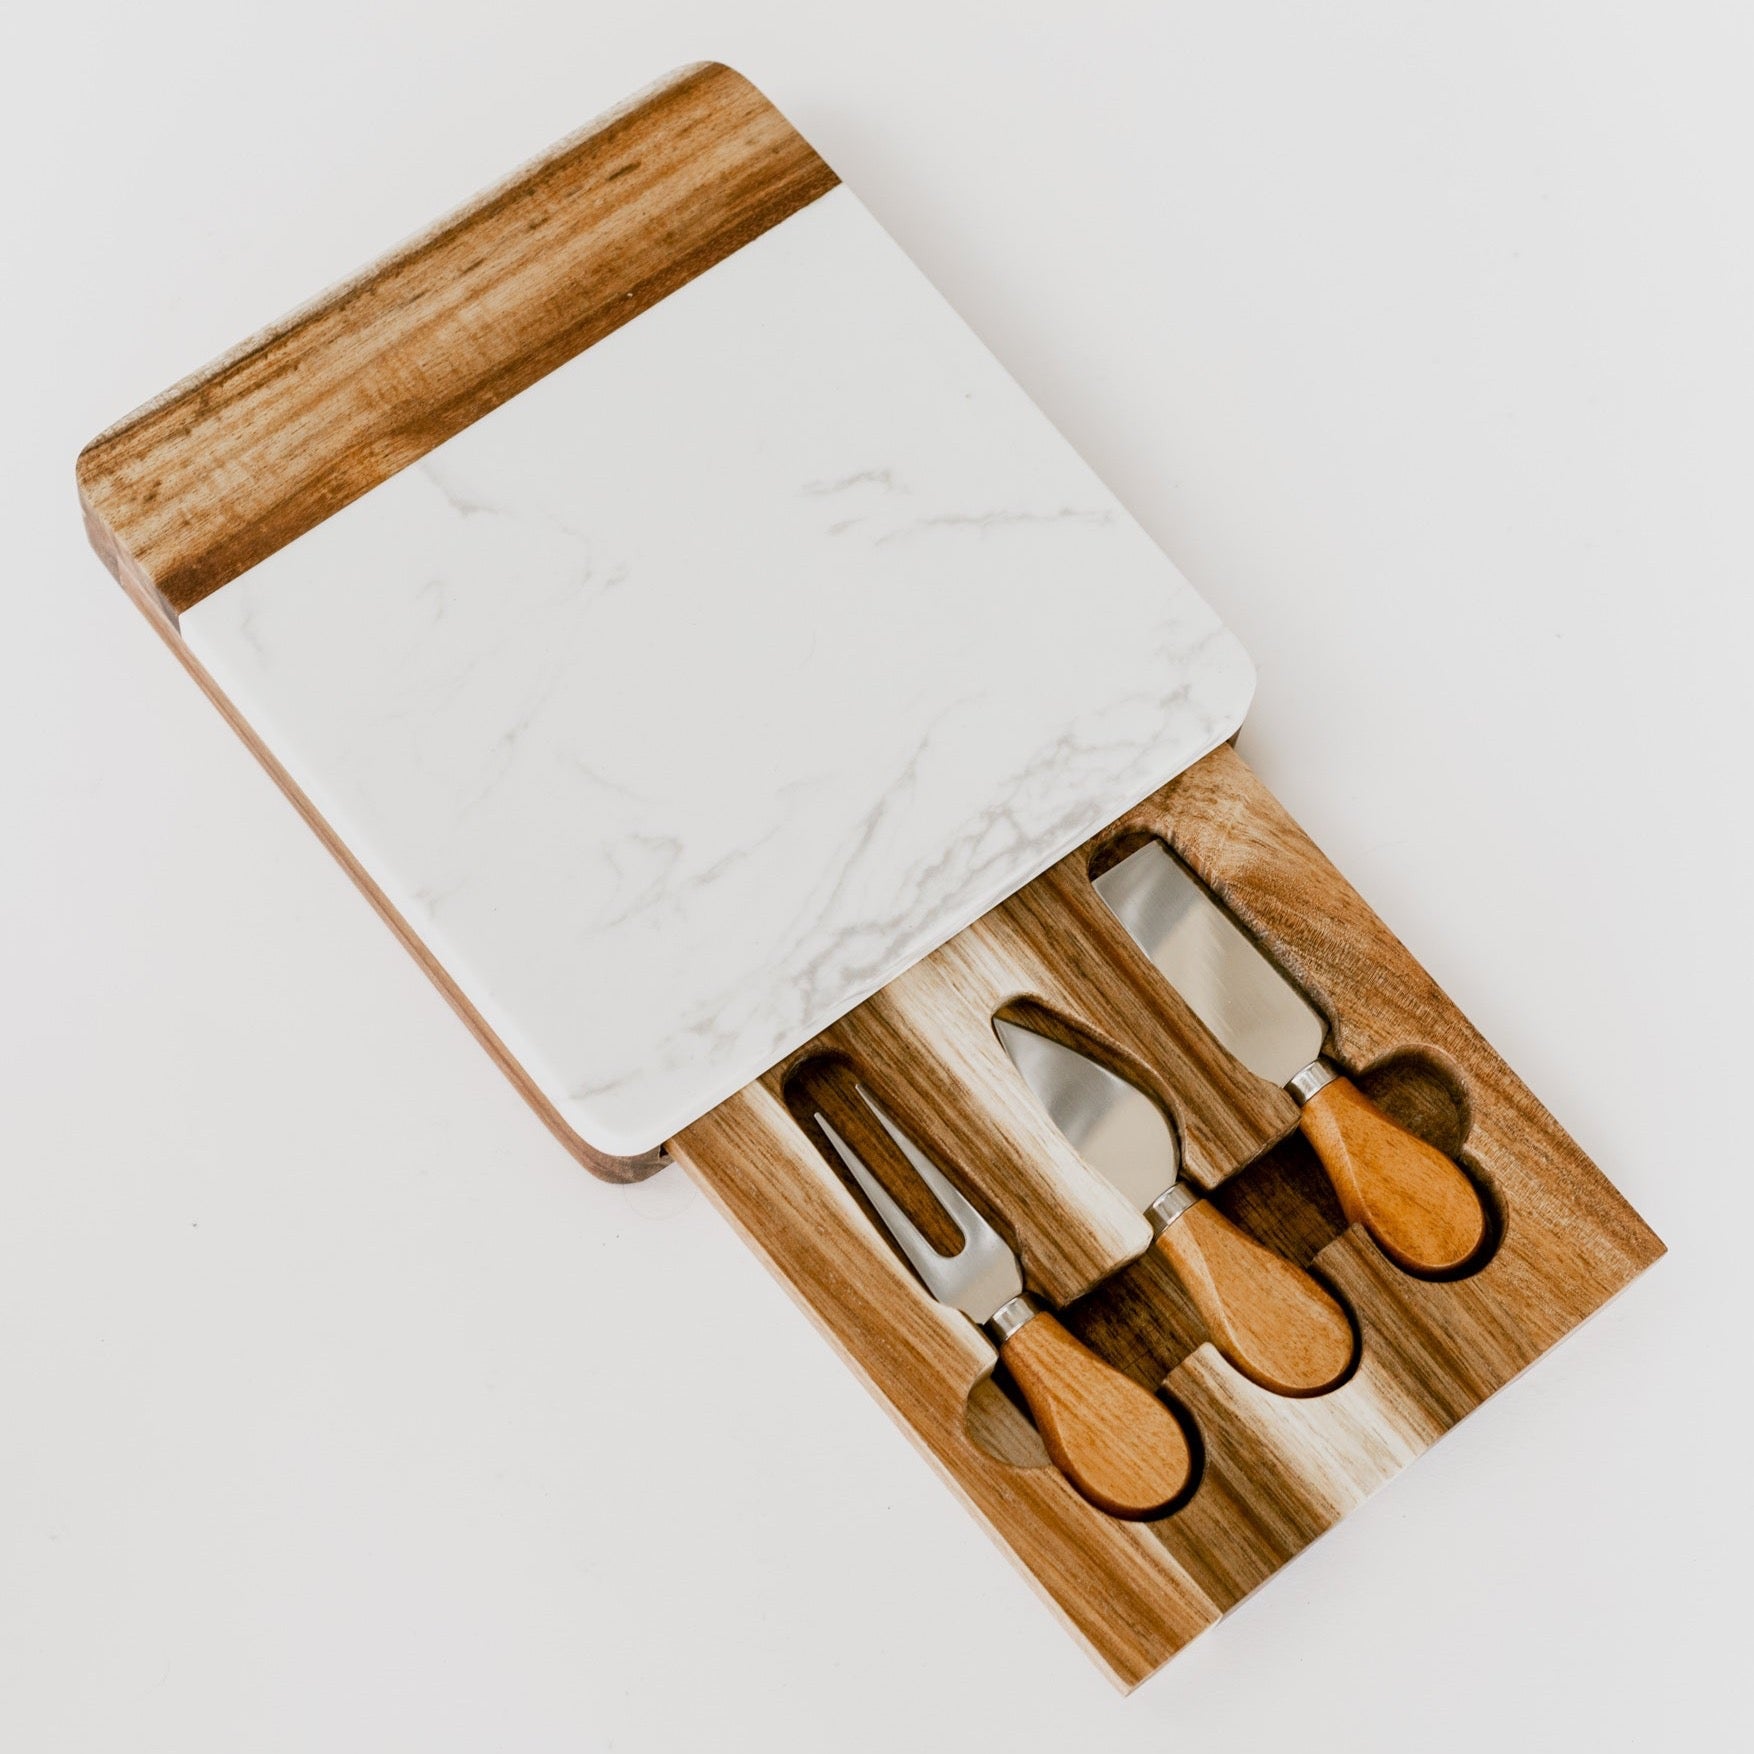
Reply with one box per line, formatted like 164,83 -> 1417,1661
815,1087 -> 1191,1520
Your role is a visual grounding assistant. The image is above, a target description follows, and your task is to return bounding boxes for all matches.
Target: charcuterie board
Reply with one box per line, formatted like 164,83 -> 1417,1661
77,63 -> 1661,1689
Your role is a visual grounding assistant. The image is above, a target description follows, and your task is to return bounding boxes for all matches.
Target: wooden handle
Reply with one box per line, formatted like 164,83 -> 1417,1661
1153,1200 -> 1353,1395
1299,1075 -> 1487,1274
999,1312 -> 1192,1519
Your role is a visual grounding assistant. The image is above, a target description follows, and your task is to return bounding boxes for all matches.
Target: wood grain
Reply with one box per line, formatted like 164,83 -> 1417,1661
676,1081 -> 1225,1684
1153,1200 -> 1354,1395
670,744 -> 1664,1688
1299,1074 -> 1488,1274
1000,1312 -> 1193,1519
76,62 -> 836,620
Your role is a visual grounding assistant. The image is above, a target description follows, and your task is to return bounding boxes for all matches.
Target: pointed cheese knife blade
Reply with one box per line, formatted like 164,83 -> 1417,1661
1093,842 -> 1488,1276
995,1019 -> 1353,1395
992,1020 -> 1179,1219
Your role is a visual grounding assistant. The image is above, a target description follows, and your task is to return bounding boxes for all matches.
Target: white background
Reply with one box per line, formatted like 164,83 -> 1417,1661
5,4 -> 1750,1748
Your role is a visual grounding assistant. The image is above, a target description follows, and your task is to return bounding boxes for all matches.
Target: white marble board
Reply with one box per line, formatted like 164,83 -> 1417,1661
181,184 -> 1255,1156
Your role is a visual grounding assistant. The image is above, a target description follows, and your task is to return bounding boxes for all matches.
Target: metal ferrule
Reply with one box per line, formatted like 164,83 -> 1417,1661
1287,1058 -> 1339,1106
985,1292 -> 1041,1346
1145,1181 -> 1198,1236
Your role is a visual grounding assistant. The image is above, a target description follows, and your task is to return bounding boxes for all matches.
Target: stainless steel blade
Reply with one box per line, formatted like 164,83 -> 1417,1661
993,1019 -> 1178,1215
815,1093 -> 1021,1325
1093,841 -> 1326,1088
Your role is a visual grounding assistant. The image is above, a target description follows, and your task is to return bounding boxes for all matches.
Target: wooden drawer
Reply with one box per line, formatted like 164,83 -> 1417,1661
672,743 -> 1659,1684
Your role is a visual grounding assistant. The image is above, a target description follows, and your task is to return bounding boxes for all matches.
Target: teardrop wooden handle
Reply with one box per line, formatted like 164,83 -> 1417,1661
999,1311 -> 1192,1519
1298,1075 -> 1487,1274
1152,1200 -> 1353,1395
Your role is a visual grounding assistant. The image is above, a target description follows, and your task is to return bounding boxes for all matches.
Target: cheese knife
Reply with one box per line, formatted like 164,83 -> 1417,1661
815,1088 -> 1192,1519
995,1018 -> 1353,1395
1094,842 -> 1488,1275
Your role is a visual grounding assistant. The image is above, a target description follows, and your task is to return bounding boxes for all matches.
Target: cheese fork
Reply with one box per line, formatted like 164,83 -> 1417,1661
815,1088 -> 1192,1520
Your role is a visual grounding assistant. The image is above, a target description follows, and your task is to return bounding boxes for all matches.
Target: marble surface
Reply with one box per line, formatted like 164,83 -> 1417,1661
181,184 -> 1254,1154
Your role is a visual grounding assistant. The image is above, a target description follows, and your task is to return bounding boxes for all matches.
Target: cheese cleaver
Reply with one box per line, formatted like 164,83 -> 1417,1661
1094,843 -> 1487,1275
994,1019 -> 1353,1395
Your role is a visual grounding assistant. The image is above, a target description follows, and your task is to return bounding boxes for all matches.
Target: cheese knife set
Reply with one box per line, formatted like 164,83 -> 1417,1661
76,64 -> 1662,1687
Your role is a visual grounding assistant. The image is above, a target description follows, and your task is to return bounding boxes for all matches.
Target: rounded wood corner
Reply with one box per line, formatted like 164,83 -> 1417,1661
574,1137 -> 671,1184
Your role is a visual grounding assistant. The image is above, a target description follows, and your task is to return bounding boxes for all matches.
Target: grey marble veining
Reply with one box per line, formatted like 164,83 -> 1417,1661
181,186 -> 1254,1155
